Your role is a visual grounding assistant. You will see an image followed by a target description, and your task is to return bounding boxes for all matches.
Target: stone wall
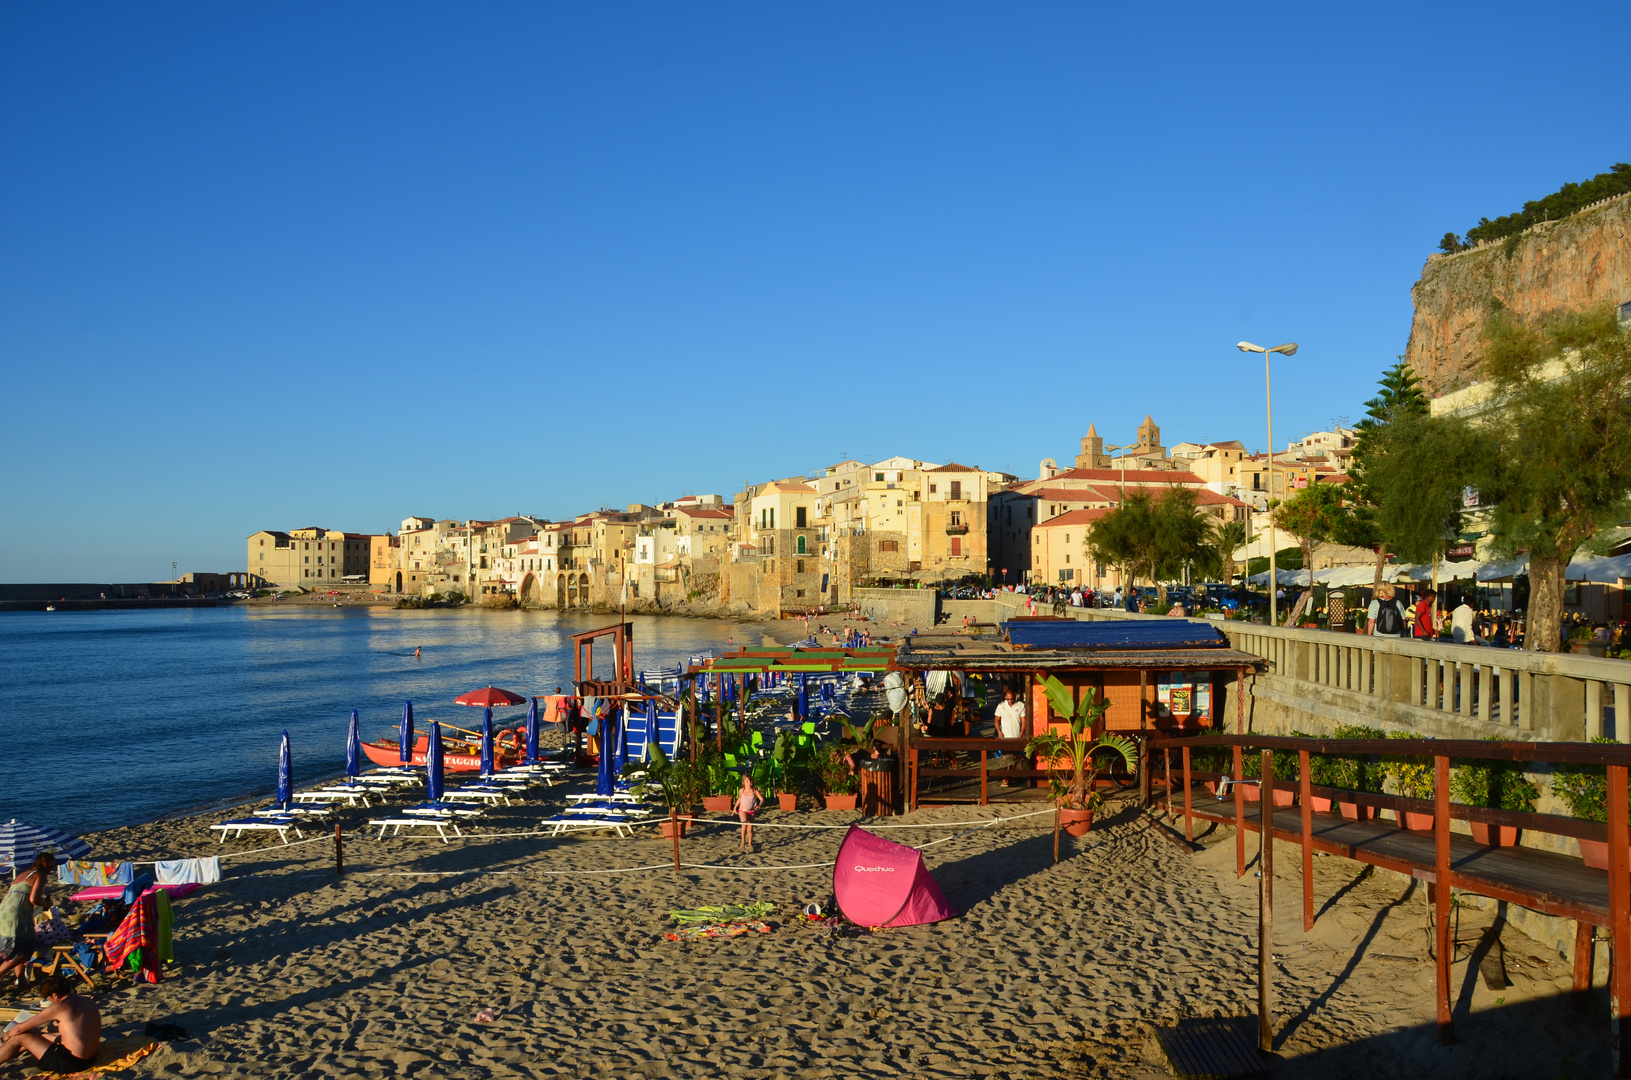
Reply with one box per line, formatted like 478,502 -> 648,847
854,587 -> 937,628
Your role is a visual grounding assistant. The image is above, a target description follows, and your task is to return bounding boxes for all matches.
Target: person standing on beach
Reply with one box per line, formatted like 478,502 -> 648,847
0,853 -> 54,982
734,775 -> 762,851
0,974 -> 100,1073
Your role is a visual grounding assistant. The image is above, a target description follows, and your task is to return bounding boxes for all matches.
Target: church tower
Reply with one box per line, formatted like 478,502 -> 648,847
1135,415 -> 1164,458
1076,424 -> 1109,469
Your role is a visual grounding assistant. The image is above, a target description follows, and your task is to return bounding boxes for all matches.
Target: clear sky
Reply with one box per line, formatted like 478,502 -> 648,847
2,3 -> 1624,582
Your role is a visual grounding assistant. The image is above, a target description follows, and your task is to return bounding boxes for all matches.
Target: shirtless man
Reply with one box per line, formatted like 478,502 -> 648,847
0,974 -> 101,1072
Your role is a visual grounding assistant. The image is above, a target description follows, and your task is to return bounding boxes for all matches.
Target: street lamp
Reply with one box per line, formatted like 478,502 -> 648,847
1237,341 -> 1299,626
1104,442 -> 1135,603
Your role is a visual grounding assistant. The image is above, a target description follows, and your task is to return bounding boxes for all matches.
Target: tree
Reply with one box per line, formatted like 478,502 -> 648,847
1351,410 -> 1488,566
1085,487 -> 1218,603
1473,305 -> 1631,651
1349,357 -> 1430,585
1270,482 -> 1346,581
1439,232 -> 1464,255
1215,519 -> 1247,585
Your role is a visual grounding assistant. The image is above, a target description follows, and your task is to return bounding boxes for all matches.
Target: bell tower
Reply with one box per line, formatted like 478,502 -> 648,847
1076,424 -> 1109,469
1136,415 -> 1164,458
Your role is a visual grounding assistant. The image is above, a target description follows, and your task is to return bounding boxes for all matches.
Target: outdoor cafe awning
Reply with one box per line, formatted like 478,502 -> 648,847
694,646 -> 898,675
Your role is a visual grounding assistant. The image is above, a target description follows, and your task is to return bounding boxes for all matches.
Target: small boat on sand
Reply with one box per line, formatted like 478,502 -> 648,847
361,729 -> 525,772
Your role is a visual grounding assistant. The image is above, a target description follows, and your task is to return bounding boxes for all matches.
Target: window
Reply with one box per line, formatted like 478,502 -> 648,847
1059,568 -> 1074,581
796,535 -> 806,554
796,589 -> 805,598
795,507 -> 807,528
875,472 -> 884,482
1065,554 -> 1070,564
797,560 -> 805,573
879,540 -> 899,553
304,556 -> 310,564
950,511 -> 962,527
950,480 -> 961,499
929,483 -> 937,494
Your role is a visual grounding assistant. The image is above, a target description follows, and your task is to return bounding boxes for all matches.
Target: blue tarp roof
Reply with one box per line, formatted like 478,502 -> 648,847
1001,619 -> 1227,651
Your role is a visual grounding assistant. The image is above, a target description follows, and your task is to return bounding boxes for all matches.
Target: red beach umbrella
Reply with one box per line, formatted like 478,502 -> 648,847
455,686 -> 527,708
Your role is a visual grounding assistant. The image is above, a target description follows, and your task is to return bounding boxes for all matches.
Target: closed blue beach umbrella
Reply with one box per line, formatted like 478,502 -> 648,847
346,710 -> 361,780
798,673 -> 810,720
426,722 -> 445,803
480,707 -> 495,777
525,697 -> 540,762
595,708 -> 616,796
276,731 -> 293,811
399,701 -> 415,764
725,675 -> 736,704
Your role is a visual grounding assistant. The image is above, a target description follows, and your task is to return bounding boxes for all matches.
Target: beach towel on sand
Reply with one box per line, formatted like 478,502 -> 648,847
663,921 -> 772,941
36,1035 -> 158,1078
153,858 -> 220,885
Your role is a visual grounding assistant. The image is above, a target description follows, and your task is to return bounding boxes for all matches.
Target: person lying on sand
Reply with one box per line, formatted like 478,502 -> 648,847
0,975 -> 101,1073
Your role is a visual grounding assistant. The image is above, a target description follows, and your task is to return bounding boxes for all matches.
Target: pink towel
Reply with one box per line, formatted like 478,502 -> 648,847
70,883 -> 200,903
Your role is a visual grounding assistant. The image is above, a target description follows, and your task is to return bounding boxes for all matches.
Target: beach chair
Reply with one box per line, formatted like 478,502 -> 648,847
563,789 -> 646,805
444,785 -> 515,806
358,768 -> 425,787
210,817 -> 303,844
400,800 -> 486,819
540,813 -> 635,838
295,783 -> 374,806
561,800 -> 653,818
253,803 -> 332,818
624,711 -> 651,765
368,816 -> 462,843
654,710 -> 682,760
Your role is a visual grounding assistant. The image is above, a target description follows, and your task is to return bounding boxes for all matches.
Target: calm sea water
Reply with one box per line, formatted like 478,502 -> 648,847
0,606 -> 763,835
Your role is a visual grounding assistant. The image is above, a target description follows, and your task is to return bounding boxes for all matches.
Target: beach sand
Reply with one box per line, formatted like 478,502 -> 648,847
14,773 -> 1612,1079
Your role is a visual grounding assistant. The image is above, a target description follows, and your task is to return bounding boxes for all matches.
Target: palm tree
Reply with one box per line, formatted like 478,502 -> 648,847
1216,519 -> 1247,586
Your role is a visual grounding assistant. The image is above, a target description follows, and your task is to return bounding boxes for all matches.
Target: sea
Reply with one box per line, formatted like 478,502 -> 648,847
0,605 -> 765,836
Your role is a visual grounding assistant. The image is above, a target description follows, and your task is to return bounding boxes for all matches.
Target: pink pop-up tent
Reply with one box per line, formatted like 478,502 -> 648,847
833,825 -> 955,928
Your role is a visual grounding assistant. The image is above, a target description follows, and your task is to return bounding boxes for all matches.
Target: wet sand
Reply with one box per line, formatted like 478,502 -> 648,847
12,769 -> 1612,1079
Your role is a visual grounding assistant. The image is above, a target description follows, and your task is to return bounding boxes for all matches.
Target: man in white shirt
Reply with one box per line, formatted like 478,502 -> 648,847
1451,596 -> 1476,644
994,688 -> 1026,739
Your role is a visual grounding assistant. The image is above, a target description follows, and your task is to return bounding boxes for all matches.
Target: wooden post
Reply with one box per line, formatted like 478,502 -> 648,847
1300,749 -> 1313,931
334,823 -> 343,877
1259,747 -> 1274,1053
1163,748 -> 1173,818
1053,805 -> 1060,865
1576,921 -> 1597,1014
1237,666 -> 1247,734
1610,763 -> 1630,1076
688,684 -> 699,764
716,684 -> 725,754
980,749 -> 988,806
1182,745 -> 1193,843
1234,744 -> 1246,878
670,807 -> 681,872
1434,754 -> 1453,1044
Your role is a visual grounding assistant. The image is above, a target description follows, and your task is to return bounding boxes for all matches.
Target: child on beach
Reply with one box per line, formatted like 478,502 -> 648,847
733,775 -> 763,852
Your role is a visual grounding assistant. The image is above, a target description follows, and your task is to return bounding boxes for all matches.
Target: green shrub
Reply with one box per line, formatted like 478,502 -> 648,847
1329,724 -> 1388,793
1384,731 -> 1435,800
1553,737 -> 1622,823
1448,737 -> 1540,812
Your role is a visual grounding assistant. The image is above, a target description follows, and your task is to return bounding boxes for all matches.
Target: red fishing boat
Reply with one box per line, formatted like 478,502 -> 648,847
360,726 -> 526,772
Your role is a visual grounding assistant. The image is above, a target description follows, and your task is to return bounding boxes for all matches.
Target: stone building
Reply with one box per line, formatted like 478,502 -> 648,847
247,527 -> 373,589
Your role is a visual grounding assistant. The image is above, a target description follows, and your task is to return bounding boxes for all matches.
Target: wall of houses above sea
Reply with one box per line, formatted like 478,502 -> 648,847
244,417 -> 1361,616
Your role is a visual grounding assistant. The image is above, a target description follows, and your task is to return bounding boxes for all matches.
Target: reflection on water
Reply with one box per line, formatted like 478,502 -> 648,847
0,606 -> 767,834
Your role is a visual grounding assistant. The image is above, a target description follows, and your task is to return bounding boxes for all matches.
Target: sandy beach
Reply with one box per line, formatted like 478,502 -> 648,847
8,748 -> 1613,1080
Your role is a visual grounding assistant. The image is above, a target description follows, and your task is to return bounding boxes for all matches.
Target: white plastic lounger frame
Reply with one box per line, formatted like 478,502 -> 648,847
211,818 -> 303,844
445,787 -> 514,806
542,815 -> 634,838
254,804 -> 333,818
401,802 -> 486,818
295,788 -> 371,807
564,791 -> 644,804
369,817 -> 462,843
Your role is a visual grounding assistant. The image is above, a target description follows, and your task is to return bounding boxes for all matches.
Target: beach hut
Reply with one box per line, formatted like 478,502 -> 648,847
833,826 -> 954,928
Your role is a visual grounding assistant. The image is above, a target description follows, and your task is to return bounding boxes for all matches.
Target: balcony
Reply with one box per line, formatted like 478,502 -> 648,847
944,523 -> 969,535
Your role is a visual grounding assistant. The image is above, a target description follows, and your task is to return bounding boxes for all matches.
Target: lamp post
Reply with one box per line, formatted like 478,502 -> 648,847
1236,341 -> 1299,626
1104,442 -> 1135,602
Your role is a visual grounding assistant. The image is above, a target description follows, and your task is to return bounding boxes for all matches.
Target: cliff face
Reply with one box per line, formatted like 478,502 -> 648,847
1405,194 -> 1631,395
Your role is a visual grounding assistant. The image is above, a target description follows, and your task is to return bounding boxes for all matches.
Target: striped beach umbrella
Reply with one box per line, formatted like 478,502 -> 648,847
345,710 -> 361,781
0,820 -> 91,872
276,731 -> 293,811
399,701 -> 415,764
480,707 -> 495,777
524,697 -> 540,762
427,722 -> 445,803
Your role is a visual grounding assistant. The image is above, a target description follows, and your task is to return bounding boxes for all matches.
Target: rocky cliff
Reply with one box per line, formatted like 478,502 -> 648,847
1405,193 -> 1631,395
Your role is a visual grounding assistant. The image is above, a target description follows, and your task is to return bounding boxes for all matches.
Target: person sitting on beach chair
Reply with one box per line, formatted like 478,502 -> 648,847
0,974 -> 101,1073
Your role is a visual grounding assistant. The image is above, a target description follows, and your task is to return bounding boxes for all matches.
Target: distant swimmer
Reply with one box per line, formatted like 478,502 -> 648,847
414,647 -> 422,659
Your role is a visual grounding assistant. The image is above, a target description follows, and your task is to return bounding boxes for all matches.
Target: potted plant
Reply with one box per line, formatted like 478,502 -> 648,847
817,745 -> 859,810
1567,624 -> 1601,656
1293,731 -> 1341,813
770,733 -> 803,811
634,745 -> 699,839
1236,750 -> 1297,806
1024,675 -> 1137,836
1449,740 -> 1539,847
696,748 -> 735,813
1555,737 -> 1622,867
1331,724 -> 1387,819
1385,732 -> 1436,830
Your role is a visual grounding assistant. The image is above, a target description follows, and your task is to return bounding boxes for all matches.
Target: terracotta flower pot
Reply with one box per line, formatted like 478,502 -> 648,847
1059,807 -> 1094,837
1310,796 -> 1333,814
701,795 -> 732,813
823,793 -> 858,811
1576,838 -> 1629,869
1469,822 -> 1519,847
778,792 -> 798,812
1339,801 -> 1375,821
1402,811 -> 1436,832
1204,781 -> 1218,795
659,817 -> 688,839
1240,784 -> 1261,803
1270,788 -> 1296,808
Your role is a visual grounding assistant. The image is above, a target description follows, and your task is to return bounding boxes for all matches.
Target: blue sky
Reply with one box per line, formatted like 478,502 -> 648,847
2,2 -> 1624,582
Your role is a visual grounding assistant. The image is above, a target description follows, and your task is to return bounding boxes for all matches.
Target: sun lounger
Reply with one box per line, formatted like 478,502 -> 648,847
253,804 -> 332,818
400,801 -> 486,818
444,786 -> 514,806
296,784 -> 374,806
368,816 -> 462,843
210,817 -> 303,843
358,769 -> 425,786
541,813 -> 635,838
563,790 -> 647,806
561,801 -> 653,818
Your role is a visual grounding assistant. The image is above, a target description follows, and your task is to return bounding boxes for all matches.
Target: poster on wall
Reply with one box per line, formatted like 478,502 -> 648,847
1170,686 -> 1193,715
1195,676 -> 1211,718
1156,674 -> 1172,705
